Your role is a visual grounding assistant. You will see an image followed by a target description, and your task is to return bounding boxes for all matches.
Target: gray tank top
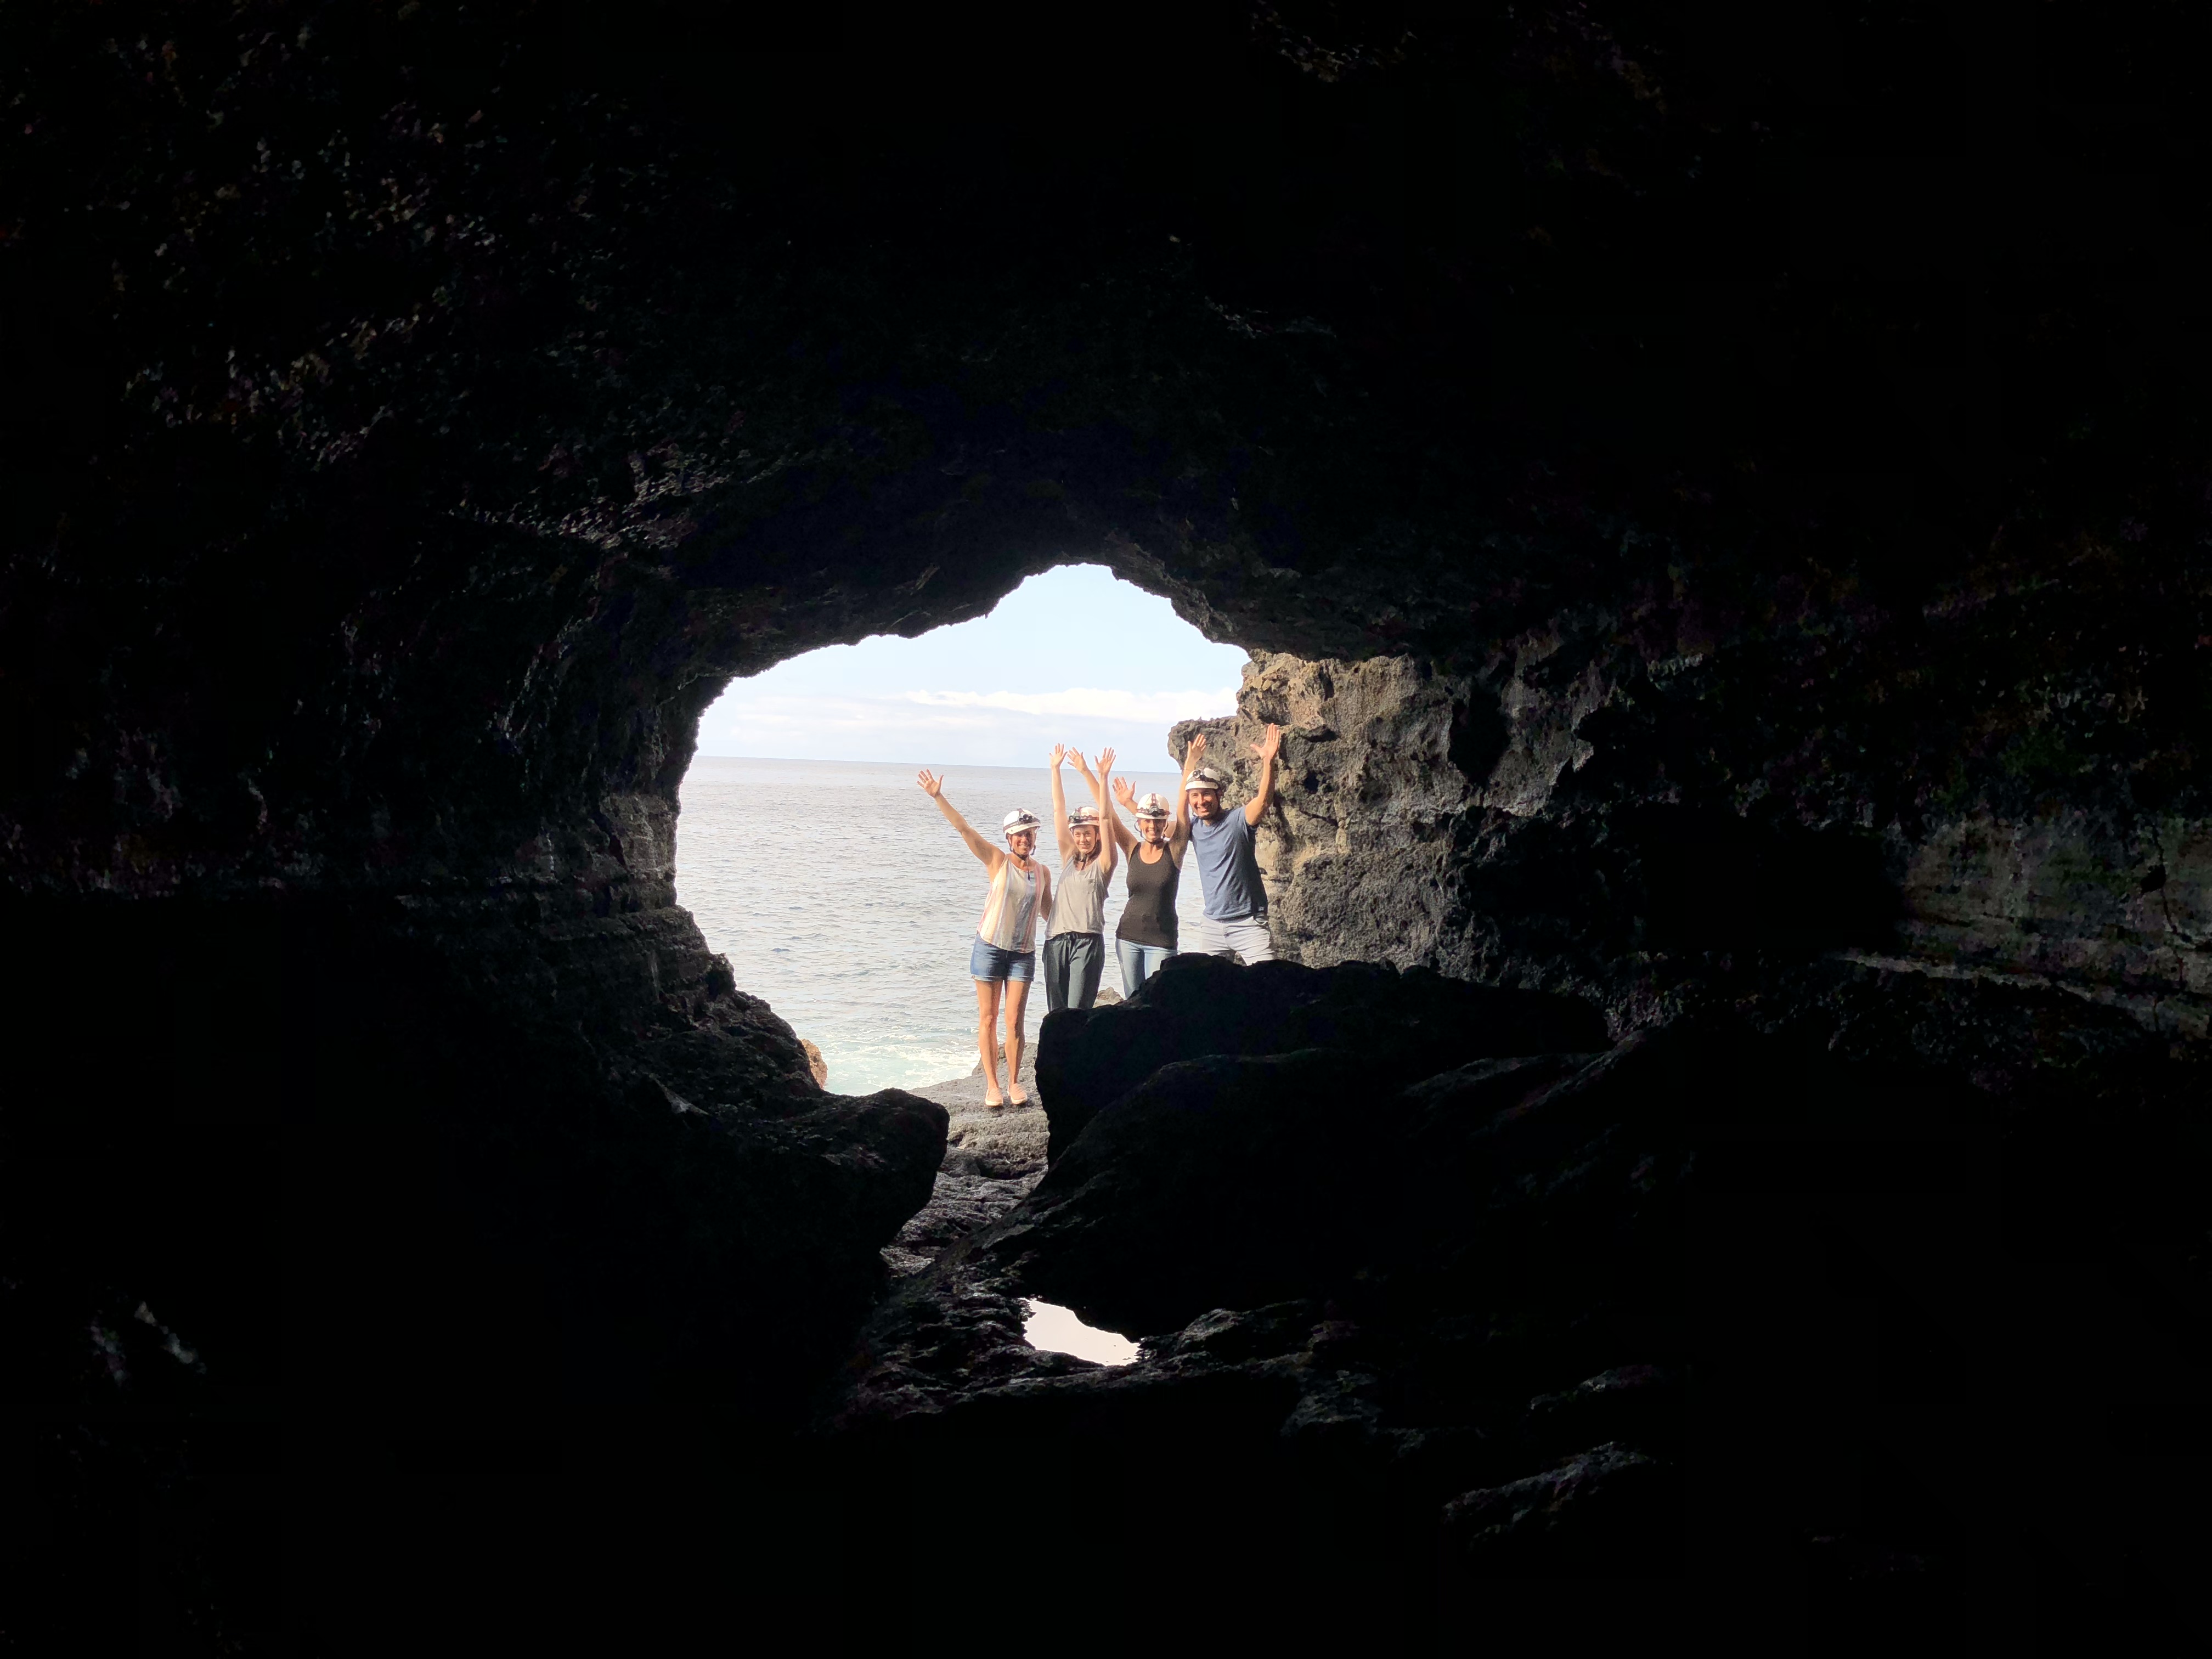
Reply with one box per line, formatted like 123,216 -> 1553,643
1047,854 -> 1109,938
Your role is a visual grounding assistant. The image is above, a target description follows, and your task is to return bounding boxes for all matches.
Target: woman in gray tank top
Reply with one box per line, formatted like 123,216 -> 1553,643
1107,774 -> 1189,995
1041,746 -> 1118,1013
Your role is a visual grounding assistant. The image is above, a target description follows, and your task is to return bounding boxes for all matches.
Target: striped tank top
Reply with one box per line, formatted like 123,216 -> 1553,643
976,856 -> 1042,952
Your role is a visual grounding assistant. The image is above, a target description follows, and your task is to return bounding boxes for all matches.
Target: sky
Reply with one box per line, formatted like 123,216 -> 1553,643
693,563 -> 1248,768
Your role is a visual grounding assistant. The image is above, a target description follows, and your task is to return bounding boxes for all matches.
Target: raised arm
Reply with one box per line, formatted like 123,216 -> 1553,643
1107,775 -> 1141,855
1089,749 -> 1119,879
1047,744 -> 1073,860
1176,729 -> 1206,840
1244,724 -> 1283,827
918,770 -> 1002,868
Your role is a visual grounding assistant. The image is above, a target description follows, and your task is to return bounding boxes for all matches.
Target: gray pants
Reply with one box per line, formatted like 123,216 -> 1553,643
1042,931 -> 1105,1012
1194,914 -> 1275,964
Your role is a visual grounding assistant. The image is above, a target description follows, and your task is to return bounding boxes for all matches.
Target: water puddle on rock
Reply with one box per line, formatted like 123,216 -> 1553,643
1023,1299 -> 1139,1366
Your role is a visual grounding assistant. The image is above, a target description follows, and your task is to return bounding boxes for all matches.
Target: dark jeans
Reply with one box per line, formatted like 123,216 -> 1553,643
1041,931 -> 1104,1013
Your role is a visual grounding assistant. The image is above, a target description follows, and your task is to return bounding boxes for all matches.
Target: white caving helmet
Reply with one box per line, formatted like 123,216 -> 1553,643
1066,805 -> 1103,830
1187,766 -> 1228,792
1001,809 -> 1043,839
1133,792 -> 1173,821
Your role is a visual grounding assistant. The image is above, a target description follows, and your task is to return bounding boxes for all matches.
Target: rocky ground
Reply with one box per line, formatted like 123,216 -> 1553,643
878,992 -> 1127,1279
816,951 -> 2211,1640
883,1047 -> 1045,1280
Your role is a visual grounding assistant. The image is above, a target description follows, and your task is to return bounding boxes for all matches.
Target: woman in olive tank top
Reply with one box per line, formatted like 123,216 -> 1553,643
1108,776 -> 1189,995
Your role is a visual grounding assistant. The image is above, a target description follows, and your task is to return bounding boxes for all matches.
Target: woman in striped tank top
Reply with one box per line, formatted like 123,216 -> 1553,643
918,769 -> 1051,1109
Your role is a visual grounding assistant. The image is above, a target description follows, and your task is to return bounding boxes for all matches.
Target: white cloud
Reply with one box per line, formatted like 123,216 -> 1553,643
899,686 -> 1237,722
725,696 -> 1008,735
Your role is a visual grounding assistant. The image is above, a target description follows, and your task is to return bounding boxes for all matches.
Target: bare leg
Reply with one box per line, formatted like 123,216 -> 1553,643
975,977 -> 1005,1105
1004,978 -> 1033,1103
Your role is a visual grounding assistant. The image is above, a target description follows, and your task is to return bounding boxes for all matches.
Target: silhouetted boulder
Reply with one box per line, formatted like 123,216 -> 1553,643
1035,954 -> 1608,1165
1021,1051 -> 1376,1334
1014,1049 -> 1590,1336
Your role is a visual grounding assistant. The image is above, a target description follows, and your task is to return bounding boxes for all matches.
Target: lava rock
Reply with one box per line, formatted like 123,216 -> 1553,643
1526,1365 -> 1682,1461
1442,1443 -> 1679,1576
1035,952 -> 1607,1165
11,1 -> 2212,1639
909,1041 -> 1049,1178
1018,1050 -> 1380,1334
830,979 -> 2211,1635
1015,1048 -> 1591,1337
882,1171 -> 1041,1278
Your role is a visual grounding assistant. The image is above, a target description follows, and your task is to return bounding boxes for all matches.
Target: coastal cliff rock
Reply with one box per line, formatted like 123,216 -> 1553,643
1180,627 -> 2211,1039
1171,654 -> 1486,972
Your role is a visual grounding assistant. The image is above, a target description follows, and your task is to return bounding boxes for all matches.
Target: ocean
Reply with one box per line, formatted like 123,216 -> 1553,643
675,757 -> 1212,1096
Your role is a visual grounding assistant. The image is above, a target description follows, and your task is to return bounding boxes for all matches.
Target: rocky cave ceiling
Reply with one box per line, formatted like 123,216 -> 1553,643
10,2 -> 2206,919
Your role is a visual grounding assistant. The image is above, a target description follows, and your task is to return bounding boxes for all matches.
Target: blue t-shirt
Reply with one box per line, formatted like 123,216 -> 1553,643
1189,810 -> 1267,921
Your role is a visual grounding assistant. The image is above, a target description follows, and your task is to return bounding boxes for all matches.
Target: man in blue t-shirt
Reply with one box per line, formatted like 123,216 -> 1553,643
1178,723 -> 1282,963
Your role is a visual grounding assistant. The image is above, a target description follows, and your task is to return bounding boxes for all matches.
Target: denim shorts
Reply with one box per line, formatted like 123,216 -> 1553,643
969,936 -> 1037,982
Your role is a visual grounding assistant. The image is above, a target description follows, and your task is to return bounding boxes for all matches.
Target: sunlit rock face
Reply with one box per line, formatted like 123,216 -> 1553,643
5,0 -> 2211,1642
1183,587 -> 2211,1037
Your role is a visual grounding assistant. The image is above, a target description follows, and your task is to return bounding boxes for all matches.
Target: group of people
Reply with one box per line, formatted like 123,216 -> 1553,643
916,723 -> 1283,1108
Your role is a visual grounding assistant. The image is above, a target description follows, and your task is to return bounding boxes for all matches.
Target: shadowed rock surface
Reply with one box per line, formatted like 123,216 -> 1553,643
1036,951 -> 1608,1164
832,961 -> 2210,1638
881,1044 -> 1049,1277
6,1 -> 2212,1644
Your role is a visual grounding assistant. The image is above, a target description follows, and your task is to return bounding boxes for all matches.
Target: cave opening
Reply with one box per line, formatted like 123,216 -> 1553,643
670,562 -> 1244,1096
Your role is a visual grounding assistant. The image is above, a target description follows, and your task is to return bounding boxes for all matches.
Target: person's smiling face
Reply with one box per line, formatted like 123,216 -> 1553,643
1005,828 -> 1036,857
1188,786 -> 1223,822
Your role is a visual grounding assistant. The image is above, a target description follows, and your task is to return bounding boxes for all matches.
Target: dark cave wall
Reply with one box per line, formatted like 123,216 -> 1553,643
4,1 -> 2212,1638
7,1 -> 2205,998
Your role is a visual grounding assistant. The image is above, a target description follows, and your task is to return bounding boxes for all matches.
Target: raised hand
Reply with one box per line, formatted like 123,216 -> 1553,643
1070,746 -> 1094,775
1094,747 -> 1116,777
917,769 -> 944,798
1048,744 -> 1067,769
1187,730 -> 1207,762
1113,776 -> 1138,807
1251,724 -> 1283,763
